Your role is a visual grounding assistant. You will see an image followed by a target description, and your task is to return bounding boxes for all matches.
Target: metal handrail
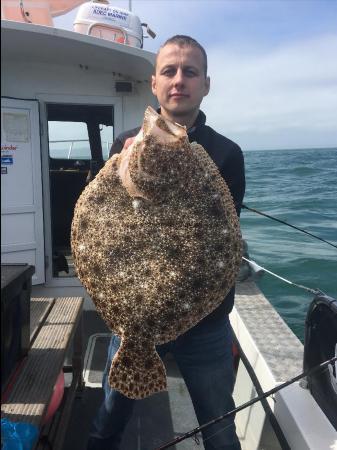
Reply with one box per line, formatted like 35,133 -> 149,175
49,139 -> 112,159
49,139 -> 89,143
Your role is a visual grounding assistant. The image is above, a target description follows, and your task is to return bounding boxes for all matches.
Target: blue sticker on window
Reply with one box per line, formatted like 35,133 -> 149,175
1,156 -> 13,165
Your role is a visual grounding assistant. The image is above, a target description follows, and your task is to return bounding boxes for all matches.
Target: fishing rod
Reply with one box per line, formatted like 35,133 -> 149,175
155,356 -> 337,450
242,257 -> 320,295
242,204 -> 337,250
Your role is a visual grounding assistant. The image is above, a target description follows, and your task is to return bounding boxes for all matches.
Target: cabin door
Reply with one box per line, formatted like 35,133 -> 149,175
1,98 -> 45,284
46,103 -> 114,278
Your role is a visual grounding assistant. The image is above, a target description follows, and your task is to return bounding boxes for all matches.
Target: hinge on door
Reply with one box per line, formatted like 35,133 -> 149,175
45,255 -> 49,269
39,121 -> 44,137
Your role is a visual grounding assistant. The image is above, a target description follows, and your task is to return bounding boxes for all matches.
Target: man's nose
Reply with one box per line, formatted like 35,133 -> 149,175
172,68 -> 185,86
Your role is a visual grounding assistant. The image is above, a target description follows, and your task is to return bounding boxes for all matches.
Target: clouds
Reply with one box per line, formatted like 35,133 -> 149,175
54,1 -> 337,150
203,34 -> 337,149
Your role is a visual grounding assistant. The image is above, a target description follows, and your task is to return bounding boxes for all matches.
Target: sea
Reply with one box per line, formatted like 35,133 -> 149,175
240,147 -> 337,342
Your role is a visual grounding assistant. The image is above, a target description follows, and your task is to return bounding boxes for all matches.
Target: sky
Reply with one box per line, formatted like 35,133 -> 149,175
54,0 -> 337,151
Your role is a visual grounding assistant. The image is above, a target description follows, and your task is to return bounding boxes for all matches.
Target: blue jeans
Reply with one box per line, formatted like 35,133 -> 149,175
87,316 -> 241,450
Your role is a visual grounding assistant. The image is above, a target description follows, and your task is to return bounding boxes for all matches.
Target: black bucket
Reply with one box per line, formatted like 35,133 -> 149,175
303,292 -> 337,430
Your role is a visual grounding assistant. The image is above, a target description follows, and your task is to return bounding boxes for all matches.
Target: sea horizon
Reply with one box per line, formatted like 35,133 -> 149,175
243,145 -> 337,152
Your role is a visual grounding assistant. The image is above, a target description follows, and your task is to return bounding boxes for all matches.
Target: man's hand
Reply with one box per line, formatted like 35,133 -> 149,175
123,137 -> 135,150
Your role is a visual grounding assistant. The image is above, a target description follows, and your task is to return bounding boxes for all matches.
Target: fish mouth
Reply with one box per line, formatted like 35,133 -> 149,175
118,107 -> 188,200
144,106 -> 187,141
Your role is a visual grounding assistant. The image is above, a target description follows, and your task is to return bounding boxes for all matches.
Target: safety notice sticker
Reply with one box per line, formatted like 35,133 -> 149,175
1,167 -> 8,174
2,112 -> 30,142
1,156 -> 13,165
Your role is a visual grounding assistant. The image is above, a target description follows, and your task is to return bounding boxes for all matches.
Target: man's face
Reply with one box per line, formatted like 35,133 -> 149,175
151,43 -> 210,125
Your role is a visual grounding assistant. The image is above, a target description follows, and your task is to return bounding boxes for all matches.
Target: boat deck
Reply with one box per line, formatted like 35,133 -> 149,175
60,280 -> 305,450
62,311 -> 203,450
233,281 -> 303,381
23,278 -> 324,450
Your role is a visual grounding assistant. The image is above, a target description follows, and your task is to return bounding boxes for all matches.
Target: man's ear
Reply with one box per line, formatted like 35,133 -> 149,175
204,76 -> 210,96
151,75 -> 157,96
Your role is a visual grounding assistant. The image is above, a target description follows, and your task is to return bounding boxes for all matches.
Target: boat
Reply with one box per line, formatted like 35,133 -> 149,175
1,2 -> 336,449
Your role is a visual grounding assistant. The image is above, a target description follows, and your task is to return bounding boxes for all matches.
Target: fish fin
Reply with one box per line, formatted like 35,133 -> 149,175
108,337 -> 167,399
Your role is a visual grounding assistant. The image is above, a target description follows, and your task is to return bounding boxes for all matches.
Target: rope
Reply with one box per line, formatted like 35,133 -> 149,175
155,356 -> 337,450
242,257 -> 320,295
242,204 -> 337,250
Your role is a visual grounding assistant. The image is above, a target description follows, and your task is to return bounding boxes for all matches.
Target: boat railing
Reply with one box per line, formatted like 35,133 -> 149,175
49,139 -> 112,159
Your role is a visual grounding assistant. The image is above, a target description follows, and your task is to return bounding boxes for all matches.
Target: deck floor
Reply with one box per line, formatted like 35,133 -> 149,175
62,308 -> 203,450
61,280 -> 299,450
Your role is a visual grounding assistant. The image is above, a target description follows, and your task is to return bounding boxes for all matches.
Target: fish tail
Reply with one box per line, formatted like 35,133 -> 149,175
108,337 -> 167,399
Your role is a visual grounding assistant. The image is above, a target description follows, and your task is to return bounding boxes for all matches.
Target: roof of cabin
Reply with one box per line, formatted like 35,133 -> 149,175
1,20 -> 155,82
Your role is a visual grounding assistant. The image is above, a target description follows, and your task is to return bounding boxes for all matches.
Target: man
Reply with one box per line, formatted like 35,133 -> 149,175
87,35 -> 245,450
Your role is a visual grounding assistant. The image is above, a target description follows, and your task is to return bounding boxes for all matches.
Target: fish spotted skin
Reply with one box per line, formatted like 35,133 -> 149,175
71,107 -> 242,399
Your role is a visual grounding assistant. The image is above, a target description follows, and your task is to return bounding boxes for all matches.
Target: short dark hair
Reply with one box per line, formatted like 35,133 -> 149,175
155,35 -> 208,77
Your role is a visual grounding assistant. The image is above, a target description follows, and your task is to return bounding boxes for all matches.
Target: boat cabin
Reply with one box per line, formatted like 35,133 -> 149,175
1,17 -> 157,297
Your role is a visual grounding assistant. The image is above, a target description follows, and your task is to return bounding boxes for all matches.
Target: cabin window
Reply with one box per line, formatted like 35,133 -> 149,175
46,103 -> 114,278
48,121 -> 113,160
48,121 -> 90,159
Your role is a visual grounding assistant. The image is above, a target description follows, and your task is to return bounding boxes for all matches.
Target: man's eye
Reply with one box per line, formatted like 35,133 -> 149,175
185,69 -> 197,77
162,68 -> 175,76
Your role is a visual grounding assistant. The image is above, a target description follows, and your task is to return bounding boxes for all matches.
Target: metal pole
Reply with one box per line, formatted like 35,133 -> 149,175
129,0 -> 132,11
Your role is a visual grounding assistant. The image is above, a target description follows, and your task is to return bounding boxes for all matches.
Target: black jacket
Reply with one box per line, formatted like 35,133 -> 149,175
109,110 -> 245,325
